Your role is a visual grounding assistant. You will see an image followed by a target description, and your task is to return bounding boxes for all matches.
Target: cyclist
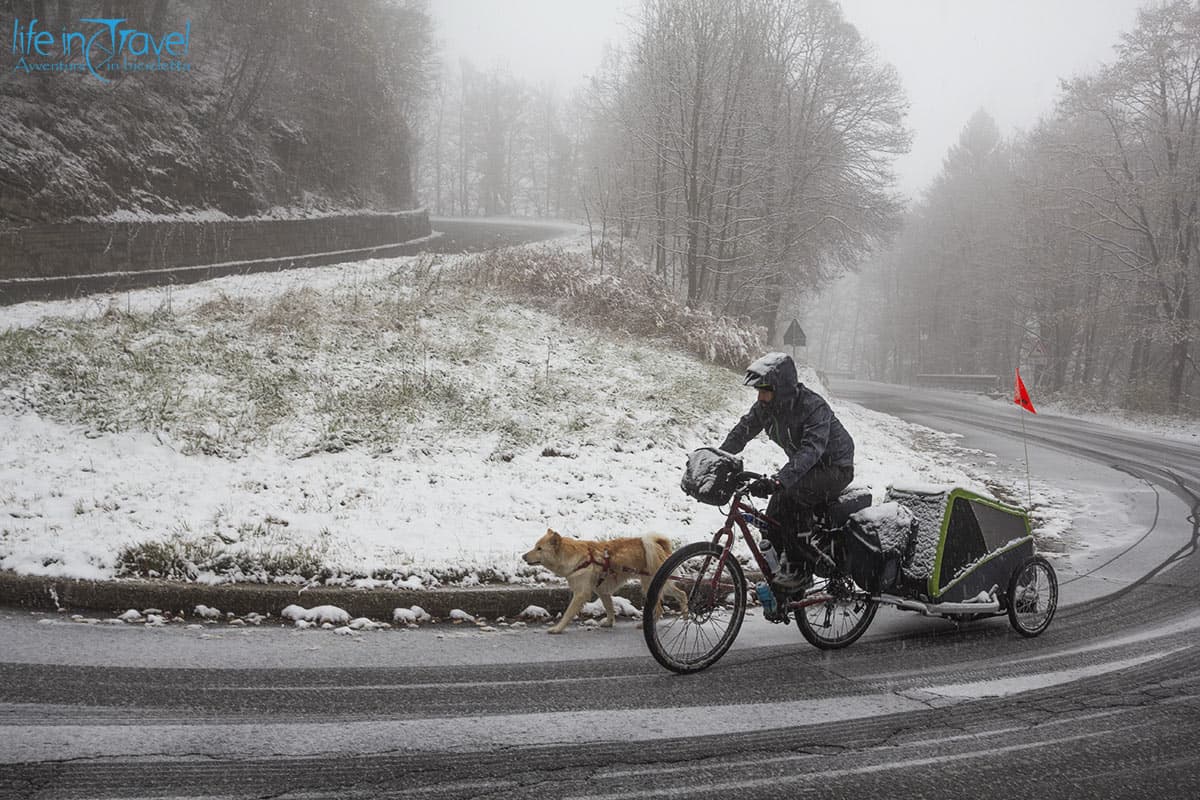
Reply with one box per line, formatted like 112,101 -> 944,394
718,352 -> 855,588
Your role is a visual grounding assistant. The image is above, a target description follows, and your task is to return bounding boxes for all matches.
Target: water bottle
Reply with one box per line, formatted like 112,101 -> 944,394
755,581 -> 776,615
759,539 -> 780,573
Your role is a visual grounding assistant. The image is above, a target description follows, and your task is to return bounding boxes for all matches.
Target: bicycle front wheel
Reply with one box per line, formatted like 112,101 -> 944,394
794,577 -> 877,650
643,541 -> 748,674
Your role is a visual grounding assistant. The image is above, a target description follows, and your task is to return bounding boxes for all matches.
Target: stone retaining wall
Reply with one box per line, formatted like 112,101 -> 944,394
0,209 -> 431,281
0,209 -> 432,304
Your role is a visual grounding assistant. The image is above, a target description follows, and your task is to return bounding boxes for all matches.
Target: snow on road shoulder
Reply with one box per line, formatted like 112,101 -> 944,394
281,605 -> 351,626
1031,398 -> 1200,445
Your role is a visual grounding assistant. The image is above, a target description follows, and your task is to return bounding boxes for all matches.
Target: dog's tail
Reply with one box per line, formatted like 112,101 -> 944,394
642,534 -> 673,572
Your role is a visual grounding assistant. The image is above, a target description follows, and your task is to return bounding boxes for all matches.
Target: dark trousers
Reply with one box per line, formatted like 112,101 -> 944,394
763,464 -> 854,562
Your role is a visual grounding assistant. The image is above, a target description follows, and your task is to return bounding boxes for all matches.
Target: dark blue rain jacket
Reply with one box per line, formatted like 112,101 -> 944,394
718,354 -> 854,490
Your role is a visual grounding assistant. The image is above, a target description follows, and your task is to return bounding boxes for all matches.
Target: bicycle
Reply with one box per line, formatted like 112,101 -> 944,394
644,452 -> 1057,674
642,469 -> 878,674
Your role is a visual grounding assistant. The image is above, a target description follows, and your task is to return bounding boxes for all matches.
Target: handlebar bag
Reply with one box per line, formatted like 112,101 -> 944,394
681,447 -> 744,506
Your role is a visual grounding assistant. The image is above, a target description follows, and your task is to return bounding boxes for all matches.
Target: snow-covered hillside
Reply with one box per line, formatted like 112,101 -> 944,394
0,241 -> 1057,586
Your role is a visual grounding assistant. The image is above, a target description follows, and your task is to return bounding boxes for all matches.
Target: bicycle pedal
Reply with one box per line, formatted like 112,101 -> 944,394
764,607 -> 791,624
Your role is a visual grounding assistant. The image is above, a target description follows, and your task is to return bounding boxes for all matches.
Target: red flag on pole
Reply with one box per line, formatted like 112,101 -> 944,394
1014,368 -> 1037,414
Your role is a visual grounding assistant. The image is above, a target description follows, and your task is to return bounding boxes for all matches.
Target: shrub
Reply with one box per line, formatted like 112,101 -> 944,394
457,246 -> 763,370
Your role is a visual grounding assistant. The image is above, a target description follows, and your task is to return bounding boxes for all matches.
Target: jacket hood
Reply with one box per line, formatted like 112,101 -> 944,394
743,352 -> 800,399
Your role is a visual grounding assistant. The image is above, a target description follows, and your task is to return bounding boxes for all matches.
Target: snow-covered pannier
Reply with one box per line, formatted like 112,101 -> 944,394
844,501 -> 911,593
884,484 -> 1034,602
681,447 -> 744,506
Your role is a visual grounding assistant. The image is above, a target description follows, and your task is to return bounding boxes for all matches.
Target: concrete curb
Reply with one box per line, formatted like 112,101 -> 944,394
0,571 -> 591,622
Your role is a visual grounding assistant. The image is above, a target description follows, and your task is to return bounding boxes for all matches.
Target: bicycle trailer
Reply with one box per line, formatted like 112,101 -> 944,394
878,483 -> 1034,603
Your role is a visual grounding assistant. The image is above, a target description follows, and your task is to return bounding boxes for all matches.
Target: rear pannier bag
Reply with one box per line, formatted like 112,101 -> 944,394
681,448 -> 744,506
843,502 -> 911,594
839,525 -> 886,593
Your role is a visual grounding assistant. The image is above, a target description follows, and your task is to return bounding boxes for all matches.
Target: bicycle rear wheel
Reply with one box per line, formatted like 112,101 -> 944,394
643,541 -> 747,674
794,577 -> 877,650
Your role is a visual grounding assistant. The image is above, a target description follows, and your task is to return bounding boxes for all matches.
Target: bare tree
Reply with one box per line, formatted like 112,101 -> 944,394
1057,1 -> 1200,411
584,0 -> 909,339
844,2 -> 1200,415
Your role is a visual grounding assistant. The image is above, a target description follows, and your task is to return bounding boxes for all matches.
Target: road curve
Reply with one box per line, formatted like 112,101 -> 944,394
428,216 -> 583,253
2,371 -> 1199,795
835,380 -> 1199,608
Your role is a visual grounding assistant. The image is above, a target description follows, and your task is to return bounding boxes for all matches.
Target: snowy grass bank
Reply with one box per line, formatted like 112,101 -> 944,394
0,240 -> 1055,587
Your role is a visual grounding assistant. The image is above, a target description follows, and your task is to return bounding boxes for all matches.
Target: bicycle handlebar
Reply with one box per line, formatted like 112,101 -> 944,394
733,470 -> 765,496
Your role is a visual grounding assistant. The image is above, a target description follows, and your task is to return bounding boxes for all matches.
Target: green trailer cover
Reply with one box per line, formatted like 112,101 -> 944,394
884,484 -> 1033,602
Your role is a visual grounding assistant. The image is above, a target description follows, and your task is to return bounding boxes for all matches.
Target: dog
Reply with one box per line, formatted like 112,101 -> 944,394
522,528 -> 687,634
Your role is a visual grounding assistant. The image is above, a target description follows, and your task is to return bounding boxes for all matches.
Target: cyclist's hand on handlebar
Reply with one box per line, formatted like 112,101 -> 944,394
747,477 -> 781,498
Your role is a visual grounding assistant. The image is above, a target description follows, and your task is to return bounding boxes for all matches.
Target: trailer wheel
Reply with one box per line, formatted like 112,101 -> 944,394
1006,555 -> 1057,637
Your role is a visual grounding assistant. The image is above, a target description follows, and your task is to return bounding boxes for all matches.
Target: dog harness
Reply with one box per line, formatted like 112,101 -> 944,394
568,549 -> 650,578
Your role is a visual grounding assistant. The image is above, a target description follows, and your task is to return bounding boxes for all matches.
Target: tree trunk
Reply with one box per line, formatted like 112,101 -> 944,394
1167,289 -> 1191,412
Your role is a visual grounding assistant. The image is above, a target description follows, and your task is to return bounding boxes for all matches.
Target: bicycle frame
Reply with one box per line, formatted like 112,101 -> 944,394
711,494 -> 775,575
709,488 -> 843,612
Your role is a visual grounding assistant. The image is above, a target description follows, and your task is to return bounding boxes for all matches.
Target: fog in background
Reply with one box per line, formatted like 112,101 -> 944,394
2,0 -> 1191,415
431,0 -> 1144,197
427,0 -> 1196,416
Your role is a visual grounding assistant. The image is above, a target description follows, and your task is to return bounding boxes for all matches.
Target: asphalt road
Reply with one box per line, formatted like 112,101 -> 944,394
4,226 -> 1199,799
426,216 -> 583,253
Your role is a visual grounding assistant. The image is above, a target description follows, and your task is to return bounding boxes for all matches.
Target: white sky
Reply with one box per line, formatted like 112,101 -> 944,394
430,0 -> 1146,200
837,0 -> 1144,199
429,0 -> 640,90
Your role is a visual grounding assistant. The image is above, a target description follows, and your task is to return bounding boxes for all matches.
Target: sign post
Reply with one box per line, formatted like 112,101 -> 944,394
783,319 -> 806,363
1026,337 -> 1048,390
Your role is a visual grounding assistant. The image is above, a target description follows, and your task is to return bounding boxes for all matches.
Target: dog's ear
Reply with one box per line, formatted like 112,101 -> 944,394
546,528 -> 561,545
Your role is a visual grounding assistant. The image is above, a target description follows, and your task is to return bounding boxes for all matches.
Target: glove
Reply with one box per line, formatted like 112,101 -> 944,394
747,477 -> 780,498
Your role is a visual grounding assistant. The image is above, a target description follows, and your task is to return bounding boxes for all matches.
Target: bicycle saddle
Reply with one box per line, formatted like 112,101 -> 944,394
816,486 -> 873,528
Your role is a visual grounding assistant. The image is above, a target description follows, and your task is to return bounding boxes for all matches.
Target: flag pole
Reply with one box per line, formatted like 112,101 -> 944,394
1019,405 -> 1033,509
1014,367 -> 1035,510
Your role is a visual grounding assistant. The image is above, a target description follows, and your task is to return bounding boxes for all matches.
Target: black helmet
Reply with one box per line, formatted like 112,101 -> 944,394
742,352 -> 796,395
